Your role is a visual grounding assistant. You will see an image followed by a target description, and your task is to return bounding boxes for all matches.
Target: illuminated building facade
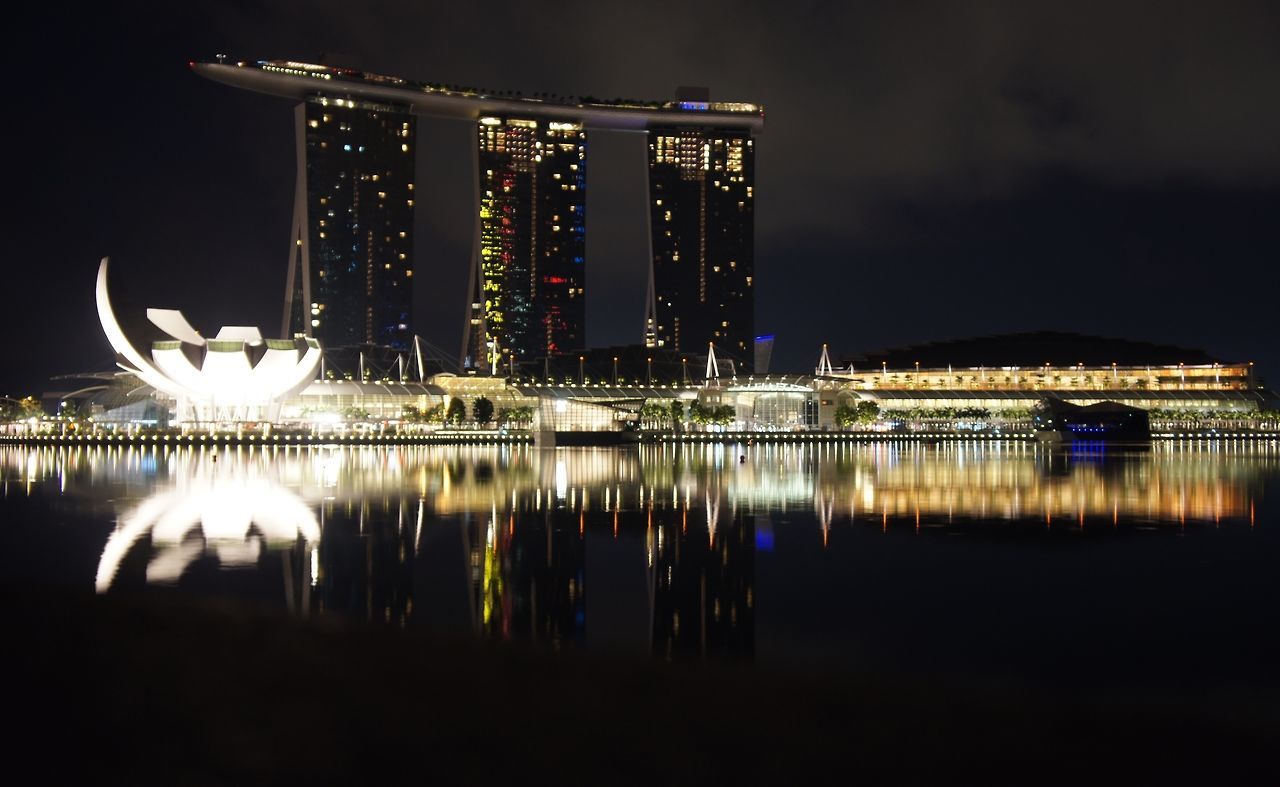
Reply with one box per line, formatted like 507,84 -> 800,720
193,60 -> 764,370
647,125 -> 755,368
470,117 -> 586,369
284,96 -> 415,351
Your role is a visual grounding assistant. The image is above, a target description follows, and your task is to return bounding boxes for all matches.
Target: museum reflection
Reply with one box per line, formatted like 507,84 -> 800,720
3,440 -> 1273,659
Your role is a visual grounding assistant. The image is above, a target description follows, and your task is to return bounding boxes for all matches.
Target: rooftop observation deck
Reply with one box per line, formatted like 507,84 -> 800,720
192,59 -> 765,132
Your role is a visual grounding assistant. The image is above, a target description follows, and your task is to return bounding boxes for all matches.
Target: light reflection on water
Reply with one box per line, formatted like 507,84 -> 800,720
2,441 -> 1277,671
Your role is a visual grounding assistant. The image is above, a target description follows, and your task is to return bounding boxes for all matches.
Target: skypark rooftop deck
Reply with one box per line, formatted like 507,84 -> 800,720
193,59 -> 765,132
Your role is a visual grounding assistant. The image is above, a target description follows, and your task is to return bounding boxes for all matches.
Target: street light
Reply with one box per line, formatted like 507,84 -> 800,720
579,355 -> 585,385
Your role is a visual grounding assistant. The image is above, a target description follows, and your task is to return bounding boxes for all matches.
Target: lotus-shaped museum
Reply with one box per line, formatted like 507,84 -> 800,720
96,258 -> 322,423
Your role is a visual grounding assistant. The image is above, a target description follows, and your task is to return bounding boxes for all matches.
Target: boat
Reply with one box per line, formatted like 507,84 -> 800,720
1032,399 -> 1151,443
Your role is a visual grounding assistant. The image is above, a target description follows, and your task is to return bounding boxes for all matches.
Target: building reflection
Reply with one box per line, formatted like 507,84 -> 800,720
2,440 -> 1273,658
650,501 -> 754,660
469,506 -> 586,647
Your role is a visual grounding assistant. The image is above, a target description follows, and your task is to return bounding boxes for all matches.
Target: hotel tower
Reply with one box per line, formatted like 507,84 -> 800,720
193,59 -> 763,370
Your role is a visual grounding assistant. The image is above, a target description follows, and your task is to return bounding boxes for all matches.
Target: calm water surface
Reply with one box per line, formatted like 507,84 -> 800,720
4,441 -> 1279,685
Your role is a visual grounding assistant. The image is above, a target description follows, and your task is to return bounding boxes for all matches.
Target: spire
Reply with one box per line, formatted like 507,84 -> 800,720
705,342 -> 720,387
413,335 -> 426,382
817,343 -> 834,376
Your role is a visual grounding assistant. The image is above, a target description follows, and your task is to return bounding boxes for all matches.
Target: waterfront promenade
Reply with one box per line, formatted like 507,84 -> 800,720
4,428 -> 1280,446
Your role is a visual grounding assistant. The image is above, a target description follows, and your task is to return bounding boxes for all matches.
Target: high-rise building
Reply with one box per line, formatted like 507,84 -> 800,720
468,116 -> 586,370
647,124 -> 755,369
194,60 -> 762,369
283,96 -> 415,351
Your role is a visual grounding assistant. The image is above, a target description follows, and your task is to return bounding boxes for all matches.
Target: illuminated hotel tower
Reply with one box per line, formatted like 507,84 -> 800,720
467,117 -> 586,370
192,60 -> 762,367
283,96 -> 415,351
647,124 -> 754,368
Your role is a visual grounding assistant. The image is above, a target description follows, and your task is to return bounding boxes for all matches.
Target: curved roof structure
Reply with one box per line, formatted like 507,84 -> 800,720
96,258 -> 322,417
192,60 -> 765,132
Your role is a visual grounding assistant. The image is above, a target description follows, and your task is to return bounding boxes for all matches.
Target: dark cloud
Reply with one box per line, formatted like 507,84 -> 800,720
4,0 -> 1280,393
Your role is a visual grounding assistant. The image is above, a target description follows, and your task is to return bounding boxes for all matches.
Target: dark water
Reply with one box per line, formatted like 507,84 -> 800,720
3,441 -> 1278,686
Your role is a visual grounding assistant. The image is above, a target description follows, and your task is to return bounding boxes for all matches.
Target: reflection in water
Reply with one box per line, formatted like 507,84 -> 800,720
94,454 -> 321,592
2,441 -> 1274,659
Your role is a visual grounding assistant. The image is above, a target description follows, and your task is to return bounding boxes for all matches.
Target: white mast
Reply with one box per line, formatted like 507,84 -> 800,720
817,343 -> 834,376
705,342 -> 720,387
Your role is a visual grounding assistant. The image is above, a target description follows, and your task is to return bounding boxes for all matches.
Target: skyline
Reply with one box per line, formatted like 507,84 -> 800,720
199,59 -> 763,372
7,1 -> 1280,395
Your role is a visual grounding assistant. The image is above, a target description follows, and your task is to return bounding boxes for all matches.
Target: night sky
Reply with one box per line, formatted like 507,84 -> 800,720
7,1 -> 1280,395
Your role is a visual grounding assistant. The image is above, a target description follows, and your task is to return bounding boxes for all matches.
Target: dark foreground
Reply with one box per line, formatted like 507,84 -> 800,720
8,588 -> 1277,786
